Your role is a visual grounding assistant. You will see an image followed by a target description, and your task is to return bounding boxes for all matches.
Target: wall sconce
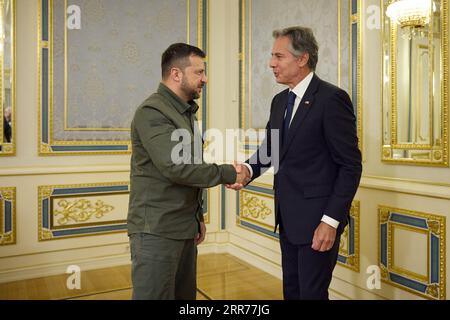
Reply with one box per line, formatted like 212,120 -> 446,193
386,0 -> 435,39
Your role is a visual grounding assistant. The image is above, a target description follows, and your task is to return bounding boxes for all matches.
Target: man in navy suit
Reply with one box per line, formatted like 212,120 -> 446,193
228,26 -> 362,299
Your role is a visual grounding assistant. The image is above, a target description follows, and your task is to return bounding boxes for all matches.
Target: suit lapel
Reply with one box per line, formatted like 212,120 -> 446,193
281,74 -> 321,160
272,89 -> 289,149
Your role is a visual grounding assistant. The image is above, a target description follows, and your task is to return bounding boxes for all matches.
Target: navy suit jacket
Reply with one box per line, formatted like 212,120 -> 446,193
247,74 -> 362,244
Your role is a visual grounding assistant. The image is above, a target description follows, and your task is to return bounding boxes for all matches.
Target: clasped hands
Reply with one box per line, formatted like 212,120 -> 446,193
226,163 -> 251,191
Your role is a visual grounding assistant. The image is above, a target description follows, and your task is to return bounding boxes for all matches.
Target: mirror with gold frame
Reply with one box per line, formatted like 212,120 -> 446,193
382,0 -> 448,166
0,0 -> 15,156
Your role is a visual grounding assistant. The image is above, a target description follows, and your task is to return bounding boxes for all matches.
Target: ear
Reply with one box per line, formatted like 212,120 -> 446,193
297,52 -> 309,68
170,67 -> 183,83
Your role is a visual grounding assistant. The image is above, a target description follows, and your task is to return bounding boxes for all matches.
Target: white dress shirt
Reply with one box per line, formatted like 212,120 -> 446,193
243,72 -> 340,229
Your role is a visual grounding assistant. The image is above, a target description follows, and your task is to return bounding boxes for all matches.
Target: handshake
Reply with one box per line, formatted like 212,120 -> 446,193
226,163 -> 252,191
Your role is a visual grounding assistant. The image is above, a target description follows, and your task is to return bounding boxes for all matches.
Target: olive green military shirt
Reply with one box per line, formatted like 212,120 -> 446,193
127,83 -> 237,239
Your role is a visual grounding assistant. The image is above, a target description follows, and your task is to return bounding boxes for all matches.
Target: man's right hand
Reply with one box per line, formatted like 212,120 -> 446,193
226,163 -> 251,191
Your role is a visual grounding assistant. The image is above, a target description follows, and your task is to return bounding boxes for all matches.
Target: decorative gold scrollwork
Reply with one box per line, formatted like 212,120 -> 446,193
426,284 -> 439,299
241,193 -> 272,220
40,228 -> 54,240
0,232 -> 13,245
54,199 -> 114,225
0,189 -> 13,201
340,227 -> 348,251
40,186 -> 53,199
346,256 -> 355,266
379,209 -> 391,224
380,265 -> 389,280
427,219 -> 440,235
433,151 -> 442,161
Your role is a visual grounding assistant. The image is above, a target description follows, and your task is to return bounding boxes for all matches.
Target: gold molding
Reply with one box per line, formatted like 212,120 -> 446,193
187,0 -> 190,44
38,182 -> 129,241
338,200 -> 360,272
200,0 -> 210,226
0,187 -> 16,246
381,0 -> 449,166
355,0 -> 363,155
0,0 -> 16,156
388,222 -> 429,283
338,0 -> 341,88
378,205 -> 446,300
38,0 -> 207,155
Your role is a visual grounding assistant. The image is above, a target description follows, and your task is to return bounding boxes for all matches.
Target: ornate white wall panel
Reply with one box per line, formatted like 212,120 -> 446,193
38,0 -> 207,155
378,207 -> 445,300
38,182 -> 129,241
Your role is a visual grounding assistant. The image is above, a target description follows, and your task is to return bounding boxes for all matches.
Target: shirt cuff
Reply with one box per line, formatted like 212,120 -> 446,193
242,163 -> 254,178
321,215 -> 340,229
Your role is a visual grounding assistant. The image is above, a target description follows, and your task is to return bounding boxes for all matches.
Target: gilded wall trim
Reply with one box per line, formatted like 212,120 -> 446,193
0,187 -> 16,245
0,0 -> 16,156
337,200 -> 360,272
38,182 -> 129,241
378,205 -> 446,300
353,0 -> 363,155
38,0 -> 208,155
381,0 -> 449,166
236,185 -> 278,240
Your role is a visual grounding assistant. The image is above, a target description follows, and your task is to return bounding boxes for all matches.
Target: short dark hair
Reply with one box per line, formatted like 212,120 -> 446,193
161,43 -> 206,79
273,26 -> 319,71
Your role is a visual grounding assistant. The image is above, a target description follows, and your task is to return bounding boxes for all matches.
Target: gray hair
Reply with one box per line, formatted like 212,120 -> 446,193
272,26 -> 318,71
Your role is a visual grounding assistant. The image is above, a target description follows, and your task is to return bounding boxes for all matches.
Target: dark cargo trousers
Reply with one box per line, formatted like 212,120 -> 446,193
129,233 -> 197,300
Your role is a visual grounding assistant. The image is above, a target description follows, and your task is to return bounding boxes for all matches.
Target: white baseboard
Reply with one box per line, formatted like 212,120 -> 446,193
226,243 -> 282,280
0,254 -> 131,284
330,275 -> 387,300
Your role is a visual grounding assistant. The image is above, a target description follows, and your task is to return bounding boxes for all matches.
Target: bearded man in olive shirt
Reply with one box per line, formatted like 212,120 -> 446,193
127,43 -> 248,300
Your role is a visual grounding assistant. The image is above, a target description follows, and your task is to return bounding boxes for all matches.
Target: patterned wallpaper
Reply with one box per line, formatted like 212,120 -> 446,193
52,0 -> 199,141
243,0 -> 340,129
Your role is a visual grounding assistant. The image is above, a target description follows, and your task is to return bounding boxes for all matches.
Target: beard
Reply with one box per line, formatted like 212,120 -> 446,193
181,78 -> 201,101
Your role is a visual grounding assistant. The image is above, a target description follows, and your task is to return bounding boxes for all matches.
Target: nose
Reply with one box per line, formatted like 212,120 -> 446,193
269,56 -> 276,68
202,74 -> 207,84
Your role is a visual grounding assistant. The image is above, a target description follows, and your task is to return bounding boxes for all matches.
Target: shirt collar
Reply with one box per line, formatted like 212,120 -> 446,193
157,83 -> 199,114
290,72 -> 314,100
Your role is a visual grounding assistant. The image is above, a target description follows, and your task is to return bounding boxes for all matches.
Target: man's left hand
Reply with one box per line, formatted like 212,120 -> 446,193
195,222 -> 206,245
311,222 -> 336,252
